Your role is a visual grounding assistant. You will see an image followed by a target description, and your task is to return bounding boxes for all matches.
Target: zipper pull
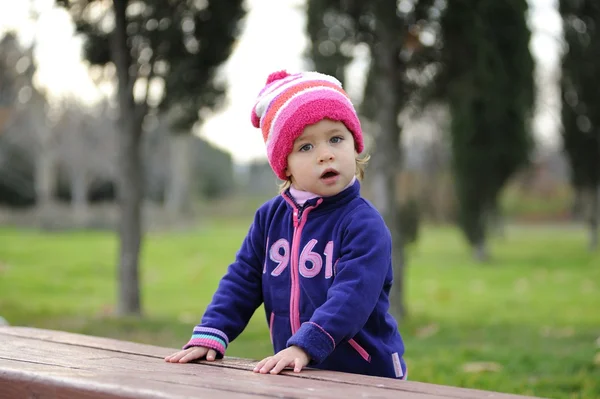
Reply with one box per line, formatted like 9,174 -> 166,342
293,209 -> 299,227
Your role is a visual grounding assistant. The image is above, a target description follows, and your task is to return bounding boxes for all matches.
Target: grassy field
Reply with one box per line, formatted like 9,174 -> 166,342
0,218 -> 598,399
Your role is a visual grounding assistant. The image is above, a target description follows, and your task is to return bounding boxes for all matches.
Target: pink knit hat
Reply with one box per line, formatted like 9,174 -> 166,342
251,70 -> 364,180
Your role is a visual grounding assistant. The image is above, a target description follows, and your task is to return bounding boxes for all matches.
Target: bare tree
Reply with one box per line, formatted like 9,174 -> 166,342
57,0 -> 246,315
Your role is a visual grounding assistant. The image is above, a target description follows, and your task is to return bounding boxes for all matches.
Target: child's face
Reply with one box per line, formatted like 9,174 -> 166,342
285,119 -> 357,197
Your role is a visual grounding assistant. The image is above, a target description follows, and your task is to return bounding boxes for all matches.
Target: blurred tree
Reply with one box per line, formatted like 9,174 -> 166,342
305,0 -> 439,319
191,137 -> 234,200
0,33 -> 18,129
51,99 -> 118,221
305,0 -> 354,84
559,0 -> 600,251
0,32 -> 30,205
438,0 -> 534,261
56,0 -> 245,315
0,32 -> 54,208
142,117 -> 234,205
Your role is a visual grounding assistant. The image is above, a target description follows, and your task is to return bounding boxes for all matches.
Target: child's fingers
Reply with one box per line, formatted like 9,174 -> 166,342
271,358 -> 293,374
179,347 -> 208,363
165,347 -> 218,364
253,357 -> 271,373
293,358 -> 304,373
258,357 -> 280,374
205,349 -> 217,361
165,350 -> 189,363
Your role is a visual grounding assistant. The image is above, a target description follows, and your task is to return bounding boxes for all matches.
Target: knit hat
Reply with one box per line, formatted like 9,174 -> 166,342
251,70 -> 364,180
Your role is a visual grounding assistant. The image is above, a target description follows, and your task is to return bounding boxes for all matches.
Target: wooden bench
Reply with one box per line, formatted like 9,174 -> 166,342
0,326 -> 541,398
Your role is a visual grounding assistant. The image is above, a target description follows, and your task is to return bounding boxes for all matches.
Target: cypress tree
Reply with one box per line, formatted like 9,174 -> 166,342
439,0 -> 535,260
559,0 -> 600,250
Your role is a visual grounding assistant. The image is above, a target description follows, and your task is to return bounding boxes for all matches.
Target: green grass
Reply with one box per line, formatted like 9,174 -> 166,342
0,220 -> 598,399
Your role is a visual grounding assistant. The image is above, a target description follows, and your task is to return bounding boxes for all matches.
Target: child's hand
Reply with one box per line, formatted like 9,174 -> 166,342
253,345 -> 310,375
164,346 -> 217,363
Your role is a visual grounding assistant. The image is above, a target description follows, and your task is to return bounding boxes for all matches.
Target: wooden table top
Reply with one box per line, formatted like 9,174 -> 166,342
0,326 -> 542,399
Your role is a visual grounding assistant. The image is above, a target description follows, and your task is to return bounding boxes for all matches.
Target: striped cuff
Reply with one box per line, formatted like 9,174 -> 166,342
183,327 -> 229,356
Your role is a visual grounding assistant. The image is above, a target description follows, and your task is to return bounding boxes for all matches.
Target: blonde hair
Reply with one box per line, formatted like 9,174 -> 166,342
278,154 -> 370,193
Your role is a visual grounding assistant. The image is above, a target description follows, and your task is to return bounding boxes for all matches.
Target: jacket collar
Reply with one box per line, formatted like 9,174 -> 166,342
283,179 -> 361,215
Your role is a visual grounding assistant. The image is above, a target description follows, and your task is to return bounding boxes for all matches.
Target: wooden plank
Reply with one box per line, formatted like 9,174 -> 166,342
0,326 -> 259,369
0,326 -> 173,359
0,359 -> 259,399
0,327 -> 542,399
0,336 -> 446,399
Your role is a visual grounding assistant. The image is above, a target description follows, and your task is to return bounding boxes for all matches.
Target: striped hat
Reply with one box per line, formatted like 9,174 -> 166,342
251,70 -> 364,180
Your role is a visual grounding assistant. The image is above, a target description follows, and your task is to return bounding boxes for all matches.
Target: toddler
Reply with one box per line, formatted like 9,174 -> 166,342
165,70 -> 407,379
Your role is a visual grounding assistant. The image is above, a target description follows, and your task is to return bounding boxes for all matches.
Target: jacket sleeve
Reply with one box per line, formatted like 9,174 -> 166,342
183,209 -> 265,356
287,205 -> 392,364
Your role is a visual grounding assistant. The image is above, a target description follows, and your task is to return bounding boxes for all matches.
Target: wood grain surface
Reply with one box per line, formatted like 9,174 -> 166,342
0,326 -> 543,399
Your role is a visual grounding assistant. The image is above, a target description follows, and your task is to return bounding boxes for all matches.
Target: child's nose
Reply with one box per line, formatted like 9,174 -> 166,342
318,147 -> 335,163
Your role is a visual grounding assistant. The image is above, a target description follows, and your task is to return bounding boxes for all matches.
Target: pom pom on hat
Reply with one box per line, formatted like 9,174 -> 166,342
265,70 -> 291,84
250,70 -> 364,180
251,70 -> 292,128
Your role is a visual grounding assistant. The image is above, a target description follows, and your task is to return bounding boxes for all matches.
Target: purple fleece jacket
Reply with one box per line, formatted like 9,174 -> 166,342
184,180 -> 407,379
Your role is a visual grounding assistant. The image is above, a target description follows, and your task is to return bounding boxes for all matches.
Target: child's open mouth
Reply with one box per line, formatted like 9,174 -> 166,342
320,169 -> 340,182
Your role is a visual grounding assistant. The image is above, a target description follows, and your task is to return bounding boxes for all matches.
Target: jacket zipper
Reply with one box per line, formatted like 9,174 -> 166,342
283,193 -> 322,334
281,192 -> 372,363
282,193 -> 371,363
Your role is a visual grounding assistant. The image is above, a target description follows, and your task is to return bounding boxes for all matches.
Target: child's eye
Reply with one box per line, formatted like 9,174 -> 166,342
299,144 -> 313,152
330,136 -> 343,144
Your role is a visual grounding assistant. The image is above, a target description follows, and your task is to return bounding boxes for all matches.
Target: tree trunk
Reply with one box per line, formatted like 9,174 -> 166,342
68,118 -> 90,224
469,215 -> 489,262
34,142 -> 55,207
70,164 -> 88,224
473,240 -> 489,262
589,186 -> 599,252
371,26 -> 406,321
116,116 -> 143,316
34,127 -> 56,210
112,0 -> 143,316
165,134 -> 191,216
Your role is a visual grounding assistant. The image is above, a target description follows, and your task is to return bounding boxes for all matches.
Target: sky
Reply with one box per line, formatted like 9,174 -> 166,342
0,0 -> 563,164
